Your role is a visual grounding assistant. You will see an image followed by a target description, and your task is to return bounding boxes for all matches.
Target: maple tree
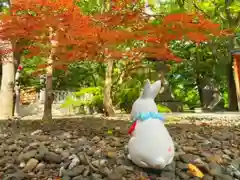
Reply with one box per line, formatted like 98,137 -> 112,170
0,0 -> 227,119
0,0 -> 227,66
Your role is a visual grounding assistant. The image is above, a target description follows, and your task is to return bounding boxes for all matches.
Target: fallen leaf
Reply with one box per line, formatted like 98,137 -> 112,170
107,130 -> 113,135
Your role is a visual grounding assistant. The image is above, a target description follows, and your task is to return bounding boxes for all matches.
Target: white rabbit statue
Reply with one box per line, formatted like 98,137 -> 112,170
127,79 -> 175,169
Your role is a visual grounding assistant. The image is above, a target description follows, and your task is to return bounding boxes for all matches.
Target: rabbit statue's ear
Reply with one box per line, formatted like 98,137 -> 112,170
141,79 -> 151,98
150,80 -> 161,99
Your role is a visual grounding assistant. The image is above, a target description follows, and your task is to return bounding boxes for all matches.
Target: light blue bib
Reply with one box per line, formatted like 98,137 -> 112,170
132,112 -> 164,122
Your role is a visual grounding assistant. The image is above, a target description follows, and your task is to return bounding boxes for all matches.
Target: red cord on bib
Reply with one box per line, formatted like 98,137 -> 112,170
128,121 -> 137,135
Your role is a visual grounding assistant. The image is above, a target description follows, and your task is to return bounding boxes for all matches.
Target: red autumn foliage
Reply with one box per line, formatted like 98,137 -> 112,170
0,0 -> 226,70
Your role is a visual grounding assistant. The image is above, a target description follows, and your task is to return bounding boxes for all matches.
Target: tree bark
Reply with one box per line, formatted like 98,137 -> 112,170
196,74 -> 204,107
227,60 -> 238,110
14,66 -> 21,118
224,0 -> 238,110
103,59 -> 115,116
195,46 -> 204,107
0,40 -> 15,119
42,58 -> 54,121
13,48 -> 22,118
42,29 -> 56,121
226,35 -> 238,111
102,0 -> 115,117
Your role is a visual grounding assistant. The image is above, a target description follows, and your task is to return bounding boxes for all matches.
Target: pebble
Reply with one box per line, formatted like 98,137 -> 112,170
65,165 -> 85,177
35,162 -> 45,172
0,117 -> 239,180
23,158 -> 39,172
43,151 -> 62,163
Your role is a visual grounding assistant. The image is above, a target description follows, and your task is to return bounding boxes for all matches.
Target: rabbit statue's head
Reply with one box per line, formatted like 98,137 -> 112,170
130,79 -> 161,119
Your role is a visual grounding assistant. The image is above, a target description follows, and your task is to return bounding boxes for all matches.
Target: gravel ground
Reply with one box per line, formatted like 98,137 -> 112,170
0,116 -> 240,180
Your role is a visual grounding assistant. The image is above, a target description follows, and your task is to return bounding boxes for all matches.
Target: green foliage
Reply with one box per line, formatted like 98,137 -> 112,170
173,86 -> 200,108
168,40 -> 228,108
53,62 -> 105,90
146,0 -> 186,15
229,1 -> 240,13
20,56 -> 44,90
75,0 -> 104,14
223,91 -> 229,108
114,78 -> 143,113
61,87 -> 103,113
151,19 -> 161,25
157,104 -> 172,112
13,0 -> 232,114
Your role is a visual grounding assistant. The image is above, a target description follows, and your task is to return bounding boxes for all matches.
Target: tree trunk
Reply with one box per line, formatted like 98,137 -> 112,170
227,61 -> 238,110
225,0 -> 239,110
14,84 -> 20,117
226,35 -> 238,111
39,75 -> 46,103
42,29 -> 56,121
196,74 -> 204,107
195,46 -> 204,107
103,59 -> 115,116
14,69 -> 20,118
0,40 -> 15,119
42,59 -> 54,121
13,50 -> 22,118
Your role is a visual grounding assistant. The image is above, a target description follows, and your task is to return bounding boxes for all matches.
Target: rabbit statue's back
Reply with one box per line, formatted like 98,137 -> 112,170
127,80 -> 175,169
